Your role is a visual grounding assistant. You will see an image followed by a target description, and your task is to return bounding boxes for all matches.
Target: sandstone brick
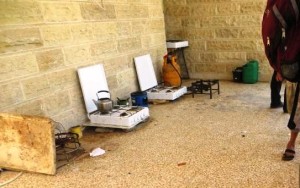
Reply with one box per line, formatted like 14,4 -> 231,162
189,63 -> 196,73
47,68 -> 77,91
239,27 -> 261,39
116,69 -> 135,88
240,2 -> 265,14
164,6 -> 189,17
187,0 -> 230,3
141,36 -> 151,49
35,49 -> 65,72
187,40 -> 206,50
195,63 -> 226,73
93,22 -> 117,40
146,0 -> 162,4
63,44 -> 91,65
256,40 -> 264,51
68,86 -> 86,108
0,28 -> 43,53
216,3 -> 240,15
142,33 -> 166,49
40,25 -> 72,47
182,19 -> 200,28
0,1 -> 43,25
147,19 -> 165,33
246,52 -> 268,67
152,33 -> 166,46
164,0 -> 187,6
226,63 -> 243,73
128,0 -> 142,2
71,23 -> 94,43
90,41 -> 117,58
80,3 -> 116,21
201,16 -> 231,27
200,53 -> 218,62
0,82 -> 23,108
115,4 -> 149,19
41,2 -> 82,22
218,52 -> 246,62
190,5 -> 216,16
149,5 -> 164,18
106,75 -> 118,91
164,17 -> 182,29
114,84 -> 137,101
105,0 -> 126,3
132,21 -> 147,35
126,52 -> 147,69
194,63 -> 205,72
206,41 -> 257,51
215,28 -> 239,39
103,56 -> 130,78
185,50 -> 200,63
231,15 -> 261,27
117,37 -> 141,53
0,53 -> 38,82
184,29 -> 214,40
42,91 -> 71,116
117,22 -> 132,37
6,100 -> 45,116
259,62 -> 272,73
52,108 -> 87,131
214,63 -> 227,73
165,29 -> 185,40
21,75 -> 51,99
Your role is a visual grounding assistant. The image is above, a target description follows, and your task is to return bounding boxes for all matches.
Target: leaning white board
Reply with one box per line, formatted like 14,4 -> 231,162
77,64 -> 109,114
134,54 -> 158,91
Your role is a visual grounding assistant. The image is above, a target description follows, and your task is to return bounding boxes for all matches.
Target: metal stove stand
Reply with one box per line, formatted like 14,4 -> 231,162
188,80 -> 220,99
55,133 -> 84,168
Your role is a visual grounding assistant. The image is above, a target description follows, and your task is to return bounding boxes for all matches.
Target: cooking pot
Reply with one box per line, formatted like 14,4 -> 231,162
93,90 -> 113,114
117,97 -> 130,106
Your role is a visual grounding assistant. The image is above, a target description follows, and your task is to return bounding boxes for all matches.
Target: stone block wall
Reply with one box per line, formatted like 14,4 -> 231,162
0,0 -> 166,130
164,0 -> 272,81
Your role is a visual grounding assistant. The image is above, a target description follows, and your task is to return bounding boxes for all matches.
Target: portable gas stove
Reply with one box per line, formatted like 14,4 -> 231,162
88,106 -> 149,129
146,85 -> 187,100
77,64 -> 150,130
134,54 -> 187,100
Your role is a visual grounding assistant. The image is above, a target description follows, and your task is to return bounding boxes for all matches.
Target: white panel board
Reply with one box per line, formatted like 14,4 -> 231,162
77,64 -> 109,114
134,54 -> 158,91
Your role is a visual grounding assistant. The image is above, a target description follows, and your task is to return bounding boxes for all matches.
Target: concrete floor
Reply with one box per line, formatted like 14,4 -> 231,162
1,81 -> 299,187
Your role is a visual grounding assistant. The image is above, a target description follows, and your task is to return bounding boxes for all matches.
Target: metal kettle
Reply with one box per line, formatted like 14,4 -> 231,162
93,90 -> 113,114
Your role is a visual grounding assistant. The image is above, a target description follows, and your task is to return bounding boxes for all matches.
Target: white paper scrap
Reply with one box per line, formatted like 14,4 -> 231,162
90,148 -> 106,157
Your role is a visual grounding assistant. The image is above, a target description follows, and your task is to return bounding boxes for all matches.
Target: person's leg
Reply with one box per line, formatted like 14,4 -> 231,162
287,131 -> 298,149
283,86 -> 288,113
270,71 -> 283,108
282,131 -> 298,161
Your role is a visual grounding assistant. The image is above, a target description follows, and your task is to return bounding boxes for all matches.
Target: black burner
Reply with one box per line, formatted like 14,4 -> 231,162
188,79 -> 220,99
120,112 -> 129,116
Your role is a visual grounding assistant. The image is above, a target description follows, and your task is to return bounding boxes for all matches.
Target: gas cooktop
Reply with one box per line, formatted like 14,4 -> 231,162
77,64 -> 150,130
134,54 -> 187,101
146,86 -> 187,100
88,106 -> 149,129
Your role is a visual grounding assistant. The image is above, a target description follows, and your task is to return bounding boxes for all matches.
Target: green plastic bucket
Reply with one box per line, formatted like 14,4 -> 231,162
242,60 -> 258,84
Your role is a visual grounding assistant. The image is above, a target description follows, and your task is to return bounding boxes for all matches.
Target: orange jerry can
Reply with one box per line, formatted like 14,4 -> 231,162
162,53 -> 181,87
